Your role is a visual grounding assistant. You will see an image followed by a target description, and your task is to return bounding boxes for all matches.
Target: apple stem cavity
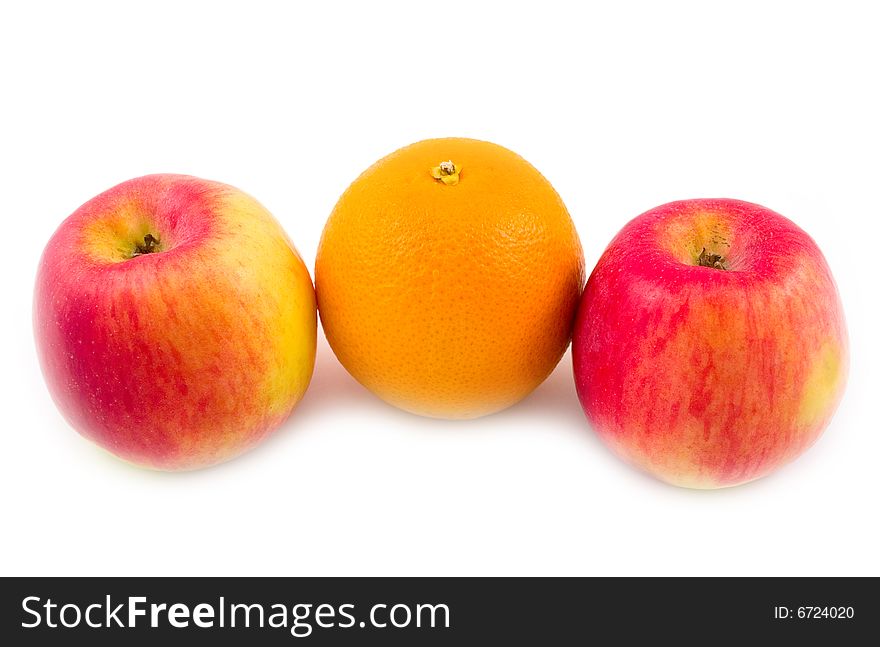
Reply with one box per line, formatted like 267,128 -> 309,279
132,233 -> 161,257
697,247 -> 729,270
430,160 -> 462,185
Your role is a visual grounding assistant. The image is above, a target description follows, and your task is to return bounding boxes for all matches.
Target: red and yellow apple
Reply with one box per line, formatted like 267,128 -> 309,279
34,174 -> 316,470
572,199 -> 848,488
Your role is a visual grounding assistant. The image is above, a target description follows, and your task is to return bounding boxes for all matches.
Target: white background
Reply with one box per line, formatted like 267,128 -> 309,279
2,1 -> 878,577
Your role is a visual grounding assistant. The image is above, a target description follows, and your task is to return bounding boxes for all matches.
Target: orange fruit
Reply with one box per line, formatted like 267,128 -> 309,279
315,138 -> 585,418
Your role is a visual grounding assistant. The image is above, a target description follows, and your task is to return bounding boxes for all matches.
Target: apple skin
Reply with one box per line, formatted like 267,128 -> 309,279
34,174 -> 316,470
572,199 -> 848,488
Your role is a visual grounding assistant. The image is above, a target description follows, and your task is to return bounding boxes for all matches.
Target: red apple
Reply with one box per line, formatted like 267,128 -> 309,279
572,199 -> 848,488
34,174 -> 317,470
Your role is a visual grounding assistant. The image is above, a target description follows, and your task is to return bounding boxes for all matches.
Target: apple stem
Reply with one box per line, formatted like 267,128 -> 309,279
132,234 -> 160,256
430,160 -> 462,185
697,247 -> 728,270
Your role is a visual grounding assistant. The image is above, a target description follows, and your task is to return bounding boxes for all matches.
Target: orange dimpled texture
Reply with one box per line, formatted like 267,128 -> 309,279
315,138 -> 585,419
